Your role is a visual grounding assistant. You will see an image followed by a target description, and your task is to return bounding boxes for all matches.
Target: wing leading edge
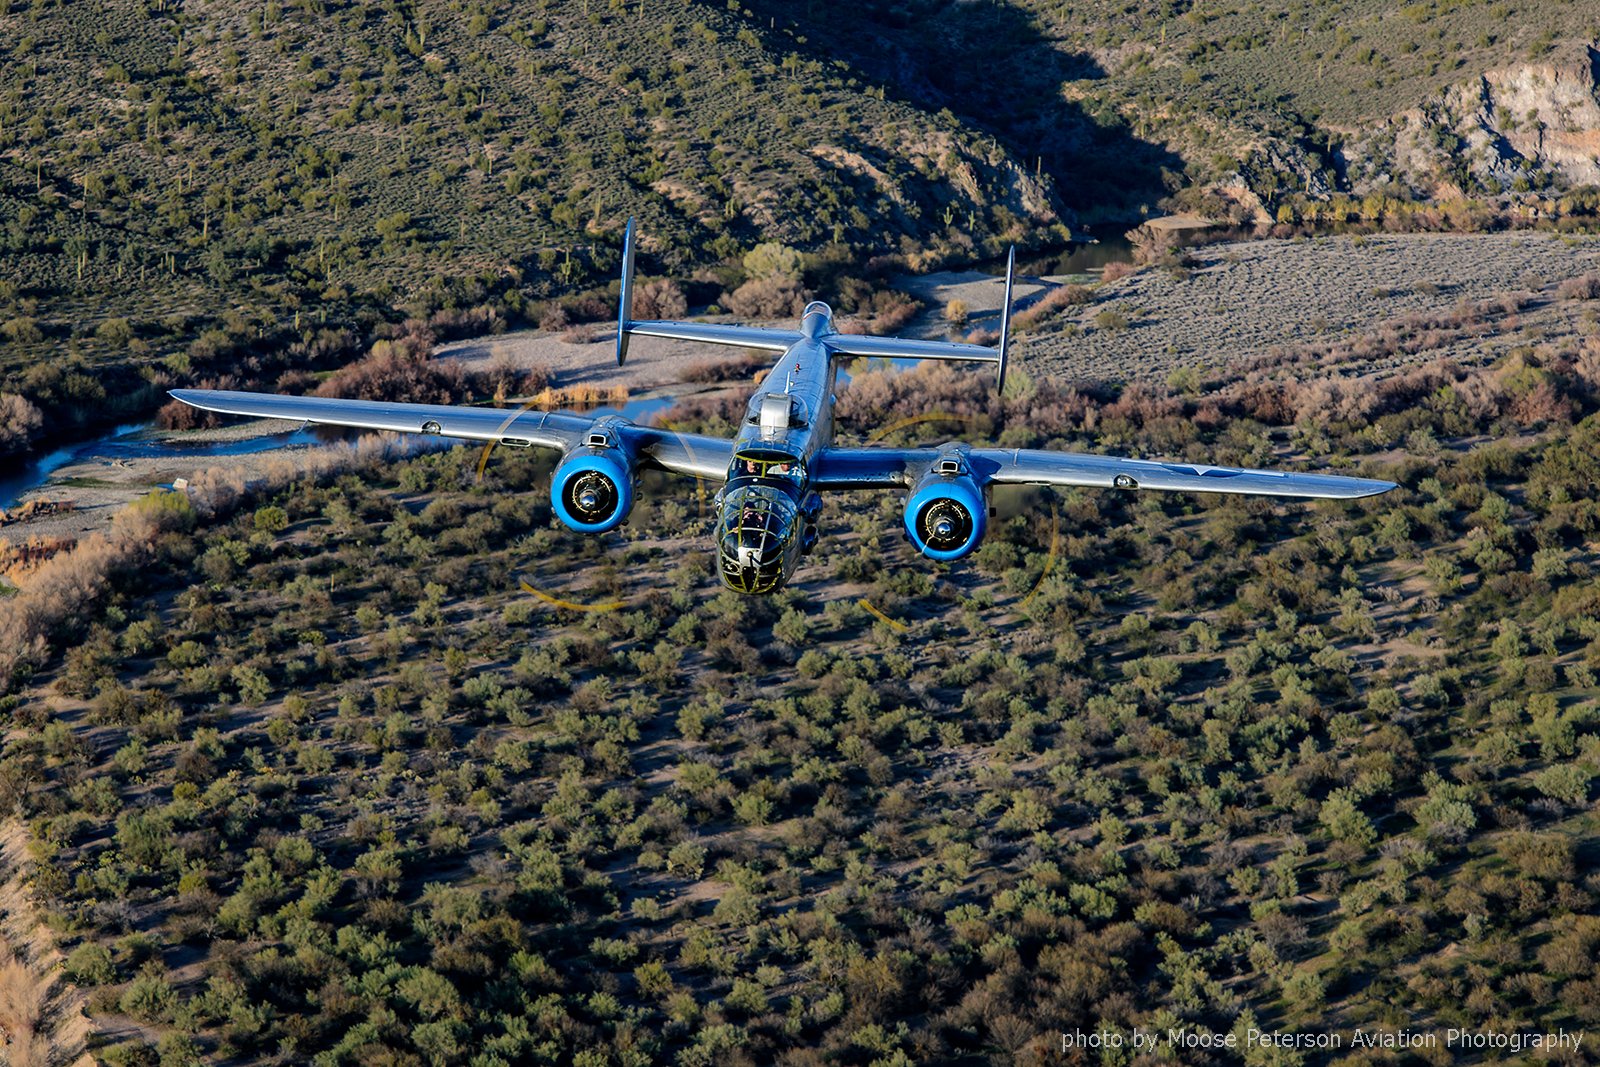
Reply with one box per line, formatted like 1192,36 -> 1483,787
167,389 -> 734,481
813,445 -> 1395,499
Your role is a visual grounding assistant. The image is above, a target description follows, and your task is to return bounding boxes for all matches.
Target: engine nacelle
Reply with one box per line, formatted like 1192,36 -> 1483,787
904,469 -> 987,561
551,446 -> 634,533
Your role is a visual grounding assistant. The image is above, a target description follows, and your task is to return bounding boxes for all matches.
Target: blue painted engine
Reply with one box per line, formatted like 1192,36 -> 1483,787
904,469 -> 986,560
551,446 -> 634,533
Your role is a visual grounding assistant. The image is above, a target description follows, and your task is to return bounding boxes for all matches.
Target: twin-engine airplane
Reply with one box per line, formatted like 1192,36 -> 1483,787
171,219 -> 1395,595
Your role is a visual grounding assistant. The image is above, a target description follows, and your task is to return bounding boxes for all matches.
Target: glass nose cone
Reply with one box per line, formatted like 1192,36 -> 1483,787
717,485 -> 798,594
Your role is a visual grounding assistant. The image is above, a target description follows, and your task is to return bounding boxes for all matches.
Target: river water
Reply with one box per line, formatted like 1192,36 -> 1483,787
975,225 -> 1137,278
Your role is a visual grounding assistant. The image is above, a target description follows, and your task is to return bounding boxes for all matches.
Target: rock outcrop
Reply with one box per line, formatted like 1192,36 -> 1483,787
1341,43 -> 1600,196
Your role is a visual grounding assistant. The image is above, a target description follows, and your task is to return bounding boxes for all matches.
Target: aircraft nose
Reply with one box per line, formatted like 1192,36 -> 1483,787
578,487 -> 601,510
730,527 -> 781,564
719,528 -> 787,593
933,517 -> 955,539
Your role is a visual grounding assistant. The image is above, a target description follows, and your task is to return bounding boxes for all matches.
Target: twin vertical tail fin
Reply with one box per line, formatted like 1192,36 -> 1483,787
614,215 -> 1017,392
615,216 -> 638,367
996,245 -> 1015,395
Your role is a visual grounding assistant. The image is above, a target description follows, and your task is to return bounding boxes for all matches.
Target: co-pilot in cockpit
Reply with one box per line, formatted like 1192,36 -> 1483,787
730,449 -> 803,486
738,458 -> 791,477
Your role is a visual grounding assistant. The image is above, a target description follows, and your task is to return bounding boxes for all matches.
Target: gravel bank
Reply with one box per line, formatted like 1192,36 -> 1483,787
1017,231 -> 1600,383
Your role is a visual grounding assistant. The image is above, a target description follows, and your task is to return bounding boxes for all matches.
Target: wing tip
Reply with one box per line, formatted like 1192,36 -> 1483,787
1336,479 -> 1398,499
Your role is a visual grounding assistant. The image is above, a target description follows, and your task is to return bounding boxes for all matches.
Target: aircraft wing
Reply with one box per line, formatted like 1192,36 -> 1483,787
166,389 -> 733,481
975,448 -> 1395,498
812,445 -> 1395,498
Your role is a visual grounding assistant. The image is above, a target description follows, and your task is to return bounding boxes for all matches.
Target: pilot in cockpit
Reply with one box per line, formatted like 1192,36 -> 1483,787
739,504 -> 781,532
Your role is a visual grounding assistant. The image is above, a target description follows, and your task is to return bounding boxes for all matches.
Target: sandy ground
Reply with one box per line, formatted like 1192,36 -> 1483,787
1,429 -> 324,545
891,269 -> 1053,340
0,821 -> 94,1067
438,321 -> 778,390
1019,231 -> 1600,382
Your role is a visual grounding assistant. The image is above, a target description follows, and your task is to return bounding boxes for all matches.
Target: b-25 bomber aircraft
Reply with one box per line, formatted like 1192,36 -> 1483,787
171,219 -> 1396,595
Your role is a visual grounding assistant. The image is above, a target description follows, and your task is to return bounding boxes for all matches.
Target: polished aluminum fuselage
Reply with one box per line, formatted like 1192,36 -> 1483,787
733,305 -> 840,462
713,304 -> 840,592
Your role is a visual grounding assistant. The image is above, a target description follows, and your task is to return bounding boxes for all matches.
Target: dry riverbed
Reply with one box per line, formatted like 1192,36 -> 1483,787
1018,231 -> 1600,383
437,320 -> 774,389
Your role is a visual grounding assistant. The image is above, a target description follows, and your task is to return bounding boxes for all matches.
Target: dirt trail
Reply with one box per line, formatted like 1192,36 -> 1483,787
0,821 -> 95,1067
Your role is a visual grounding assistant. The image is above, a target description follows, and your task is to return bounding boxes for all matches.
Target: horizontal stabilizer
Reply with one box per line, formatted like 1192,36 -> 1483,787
609,230 -> 1020,388
624,320 -> 802,351
615,216 -> 800,354
824,251 -> 1017,391
822,334 -> 999,363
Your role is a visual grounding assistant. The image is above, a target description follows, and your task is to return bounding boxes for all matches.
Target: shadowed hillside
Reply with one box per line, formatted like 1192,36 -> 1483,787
743,0 -> 1189,219
0,0 -> 1061,447
754,0 -> 1600,219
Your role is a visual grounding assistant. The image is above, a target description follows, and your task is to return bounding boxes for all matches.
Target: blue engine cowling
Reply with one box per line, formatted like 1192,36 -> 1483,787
904,471 -> 987,560
551,447 -> 634,533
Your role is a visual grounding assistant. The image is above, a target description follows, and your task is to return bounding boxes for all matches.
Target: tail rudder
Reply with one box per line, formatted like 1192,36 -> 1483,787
996,245 -> 1015,394
616,216 -> 637,366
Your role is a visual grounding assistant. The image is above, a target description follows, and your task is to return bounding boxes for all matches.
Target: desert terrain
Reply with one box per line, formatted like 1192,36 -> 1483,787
5,231 -> 1597,560
1022,232 -> 1600,383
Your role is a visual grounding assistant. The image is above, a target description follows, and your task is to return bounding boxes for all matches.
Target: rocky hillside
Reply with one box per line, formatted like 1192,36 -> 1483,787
748,1 -> 1600,222
3,0 -> 1600,454
0,0 -> 1061,437
1343,45 -> 1600,198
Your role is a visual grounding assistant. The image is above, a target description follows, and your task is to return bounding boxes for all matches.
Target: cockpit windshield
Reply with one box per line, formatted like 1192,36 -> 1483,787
729,449 -> 804,486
